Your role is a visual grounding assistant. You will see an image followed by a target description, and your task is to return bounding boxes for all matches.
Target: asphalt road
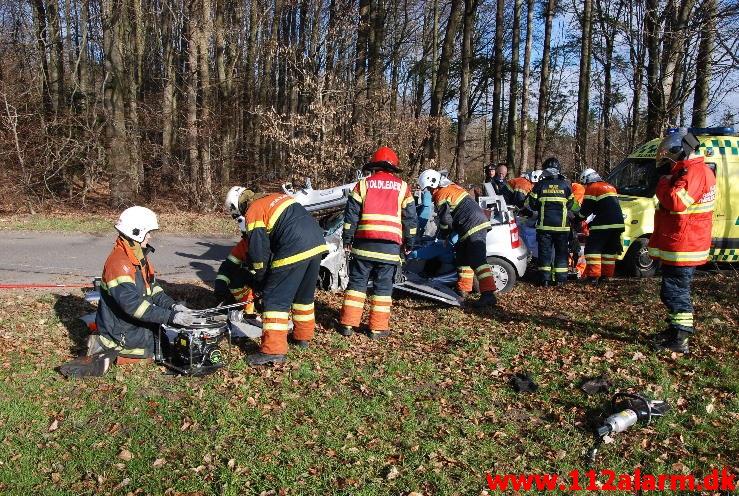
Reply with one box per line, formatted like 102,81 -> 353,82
0,231 -> 239,285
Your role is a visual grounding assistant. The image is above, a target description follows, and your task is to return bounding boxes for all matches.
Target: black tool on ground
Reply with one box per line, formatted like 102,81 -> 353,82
511,373 -> 539,393
154,302 -> 250,376
587,392 -> 670,461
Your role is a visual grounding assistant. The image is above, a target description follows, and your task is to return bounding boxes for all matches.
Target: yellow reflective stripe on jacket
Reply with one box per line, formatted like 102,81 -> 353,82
151,285 -> 163,295
450,191 -> 469,210
669,201 -> 714,214
247,220 -> 266,231
648,248 -> 710,262
675,188 -> 695,209
267,198 -> 296,232
102,275 -> 135,290
99,335 -> 147,356
216,274 -> 230,284
133,300 -> 151,319
359,179 -> 368,200
356,225 -> 403,236
344,223 -> 352,230
271,244 -> 328,268
459,222 -> 491,241
252,262 -> 264,269
352,191 -> 363,203
227,254 -> 242,264
350,247 -> 401,262
345,289 -> 366,298
360,213 -> 402,222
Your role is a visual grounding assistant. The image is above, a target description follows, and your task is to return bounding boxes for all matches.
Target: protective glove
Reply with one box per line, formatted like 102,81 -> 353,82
172,311 -> 195,327
172,302 -> 191,313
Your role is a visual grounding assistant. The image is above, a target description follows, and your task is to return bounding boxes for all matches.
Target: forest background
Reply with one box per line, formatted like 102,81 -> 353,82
1,0 -> 738,211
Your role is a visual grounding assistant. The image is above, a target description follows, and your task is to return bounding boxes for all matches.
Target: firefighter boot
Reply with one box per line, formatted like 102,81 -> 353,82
246,352 -> 286,366
289,336 -> 310,349
658,331 -> 690,354
651,327 -> 676,346
367,330 -> 391,340
338,325 -> 354,337
468,291 -> 497,308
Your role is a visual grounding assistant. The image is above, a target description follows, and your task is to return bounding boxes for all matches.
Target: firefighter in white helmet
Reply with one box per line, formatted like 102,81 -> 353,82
95,206 -> 194,362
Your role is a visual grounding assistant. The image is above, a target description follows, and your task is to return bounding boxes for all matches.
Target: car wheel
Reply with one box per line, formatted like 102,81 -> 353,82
486,256 -> 517,293
623,237 -> 658,278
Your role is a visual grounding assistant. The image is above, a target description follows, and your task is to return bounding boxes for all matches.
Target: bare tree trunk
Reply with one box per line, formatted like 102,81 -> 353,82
185,10 -> 201,206
661,0 -> 696,125
506,0 -> 521,172
489,0 -> 505,163
216,0 -> 234,187
534,0 -> 556,166
575,0 -> 593,171
352,0 -> 370,136
199,0 -> 213,203
32,0 -> 52,116
46,0 -> 65,113
456,0 -> 476,182
645,0 -> 661,137
161,0 -> 177,174
125,0 -> 144,193
691,0 -> 715,127
425,0 -> 463,162
627,0 -> 646,149
519,0 -> 534,171
103,0 -> 138,206
77,0 -> 91,100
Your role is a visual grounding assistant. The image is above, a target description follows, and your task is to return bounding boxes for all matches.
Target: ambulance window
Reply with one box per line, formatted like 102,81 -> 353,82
607,158 -> 659,197
705,162 -> 717,175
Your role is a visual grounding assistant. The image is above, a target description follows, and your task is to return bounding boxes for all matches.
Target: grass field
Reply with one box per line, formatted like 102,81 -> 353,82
0,275 -> 736,495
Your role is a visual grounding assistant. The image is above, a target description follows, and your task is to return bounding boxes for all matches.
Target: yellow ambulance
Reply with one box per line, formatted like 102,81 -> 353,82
606,127 -> 739,276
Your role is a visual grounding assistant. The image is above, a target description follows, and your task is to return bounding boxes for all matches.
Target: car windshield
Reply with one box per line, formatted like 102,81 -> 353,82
606,157 -> 658,197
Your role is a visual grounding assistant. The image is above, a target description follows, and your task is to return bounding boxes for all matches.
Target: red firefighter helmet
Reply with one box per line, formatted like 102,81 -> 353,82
364,146 -> 401,172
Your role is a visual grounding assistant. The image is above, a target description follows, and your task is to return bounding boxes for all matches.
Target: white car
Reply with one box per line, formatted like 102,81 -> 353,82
285,177 -> 529,303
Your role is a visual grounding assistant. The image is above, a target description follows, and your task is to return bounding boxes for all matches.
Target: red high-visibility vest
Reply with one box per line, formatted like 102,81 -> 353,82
351,171 -> 413,245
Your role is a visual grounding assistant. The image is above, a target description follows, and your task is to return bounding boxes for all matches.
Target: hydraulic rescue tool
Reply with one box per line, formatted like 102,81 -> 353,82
588,392 -> 670,461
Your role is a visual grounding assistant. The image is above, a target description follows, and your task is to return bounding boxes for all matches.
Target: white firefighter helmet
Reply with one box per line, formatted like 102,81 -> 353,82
418,169 -> 442,190
224,186 -> 247,218
529,170 -> 543,183
115,206 -> 159,243
579,168 -> 602,184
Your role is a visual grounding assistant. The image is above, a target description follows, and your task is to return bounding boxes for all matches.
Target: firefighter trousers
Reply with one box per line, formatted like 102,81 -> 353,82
584,229 -> 623,279
340,257 -> 396,332
537,231 -> 569,283
455,231 -> 496,293
260,256 -> 321,355
660,265 -> 696,333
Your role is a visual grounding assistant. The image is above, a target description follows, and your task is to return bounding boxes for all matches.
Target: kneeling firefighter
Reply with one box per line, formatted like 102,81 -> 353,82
576,168 -> 624,283
96,207 -> 195,360
215,186 -> 256,314
649,129 -> 715,354
240,188 -> 328,365
418,169 -> 497,307
338,146 -> 418,339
